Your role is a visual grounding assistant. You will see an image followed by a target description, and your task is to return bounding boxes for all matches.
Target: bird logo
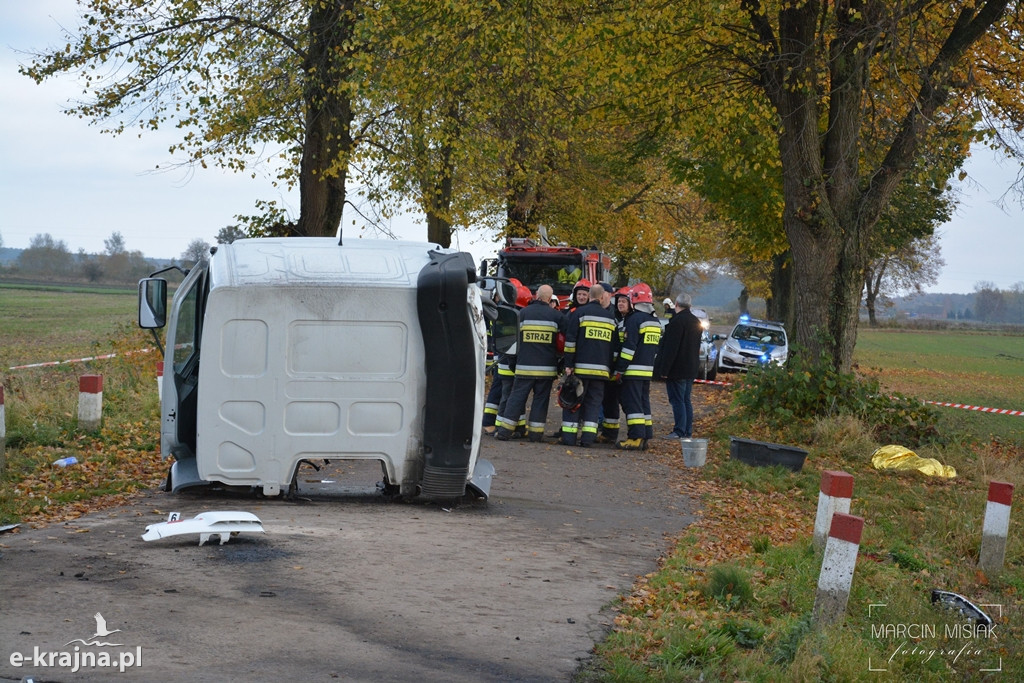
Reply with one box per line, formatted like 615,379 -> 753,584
65,612 -> 123,647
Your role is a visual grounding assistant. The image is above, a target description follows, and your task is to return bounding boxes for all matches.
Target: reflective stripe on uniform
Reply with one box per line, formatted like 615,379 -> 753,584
496,415 -> 518,430
515,364 -> 558,377
574,363 -> 610,378
624,364 -> 654,378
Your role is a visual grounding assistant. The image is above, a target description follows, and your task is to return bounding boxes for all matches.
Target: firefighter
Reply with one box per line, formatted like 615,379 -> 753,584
662,297 -> 675,320
560,283 -> 616,447
557,264 -> 583,285
614,282 -> 661,451
494,284 -> 567,442
599,286 -> 632,443
568,278 -> 592,311
483,279 -> 532,435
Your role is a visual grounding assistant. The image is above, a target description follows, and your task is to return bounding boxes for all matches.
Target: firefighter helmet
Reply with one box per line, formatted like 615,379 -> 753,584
572,278 -> 593,293
630,282 -> 653,304
615,286 -> 632,301
512,280 -> 533,308
557,373 -> 585,412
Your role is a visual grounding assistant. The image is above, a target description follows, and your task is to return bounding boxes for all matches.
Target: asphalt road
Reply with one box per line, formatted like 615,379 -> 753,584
0,387 -> 703,682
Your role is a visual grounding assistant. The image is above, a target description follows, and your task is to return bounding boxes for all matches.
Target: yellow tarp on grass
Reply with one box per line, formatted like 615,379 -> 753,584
871,445 -> 957,479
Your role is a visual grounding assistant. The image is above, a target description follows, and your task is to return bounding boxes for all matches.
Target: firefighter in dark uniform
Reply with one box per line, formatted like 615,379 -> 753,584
495,284 -> 567,442
599,286 -> 632,443
614,283 -> 661,451
483,279 -> 532,435
560,283 -> 616,447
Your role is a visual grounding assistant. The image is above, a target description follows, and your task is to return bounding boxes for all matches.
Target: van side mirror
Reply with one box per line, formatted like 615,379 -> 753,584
138,278 -> 168,329
495,280 -> 518,307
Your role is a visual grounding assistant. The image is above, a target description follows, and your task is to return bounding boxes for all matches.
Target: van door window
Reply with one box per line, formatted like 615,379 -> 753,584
172,278 -> 201,373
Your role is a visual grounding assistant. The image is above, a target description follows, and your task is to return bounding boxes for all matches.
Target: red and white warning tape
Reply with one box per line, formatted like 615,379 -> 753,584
923,400 -> 1024,418
695,378 -> 734,387
7,348 -> 156,371
693,377 -> 1022,418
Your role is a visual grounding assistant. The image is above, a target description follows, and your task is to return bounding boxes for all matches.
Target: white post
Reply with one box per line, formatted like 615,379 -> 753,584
813,512 -> 864,627
813,470 -> 853,549
979,481 -> 1014,574
156,361 -> 164,399
78,375 -> 103,432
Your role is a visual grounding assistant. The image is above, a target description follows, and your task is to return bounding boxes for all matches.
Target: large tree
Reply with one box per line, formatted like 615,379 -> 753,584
605,1 -> 1023,371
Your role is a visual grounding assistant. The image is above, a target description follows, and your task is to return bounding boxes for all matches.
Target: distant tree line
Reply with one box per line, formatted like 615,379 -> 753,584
957,282 -> 1024,325
0,229 -> 240,284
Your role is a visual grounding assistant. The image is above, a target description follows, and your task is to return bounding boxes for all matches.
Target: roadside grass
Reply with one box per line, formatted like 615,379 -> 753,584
582,331 -> 1024,681
1,285 -> 162,524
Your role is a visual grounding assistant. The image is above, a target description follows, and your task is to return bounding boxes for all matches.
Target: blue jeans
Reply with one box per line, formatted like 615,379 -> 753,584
665,379 -> 694,437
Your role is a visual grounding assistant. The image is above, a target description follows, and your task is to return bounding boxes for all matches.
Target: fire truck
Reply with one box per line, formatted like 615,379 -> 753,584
479,238 -> 613,308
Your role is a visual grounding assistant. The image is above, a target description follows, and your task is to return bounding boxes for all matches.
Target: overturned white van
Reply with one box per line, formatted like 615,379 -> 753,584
138,237 -> 493,500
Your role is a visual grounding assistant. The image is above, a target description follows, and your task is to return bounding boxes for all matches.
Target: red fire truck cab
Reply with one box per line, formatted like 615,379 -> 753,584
479,238 -> 612,308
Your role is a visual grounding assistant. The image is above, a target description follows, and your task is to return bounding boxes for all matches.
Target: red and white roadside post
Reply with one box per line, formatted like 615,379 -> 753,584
813,512 -> 865,627
157,361 -> 164,399
78,375 -> 103,432
813,470 -> 853,549
979,481 -> 1014,574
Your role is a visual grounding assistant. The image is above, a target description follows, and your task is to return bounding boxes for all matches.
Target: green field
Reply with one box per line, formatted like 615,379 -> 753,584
0,283 -> 138,368
854,327 -> 1024,445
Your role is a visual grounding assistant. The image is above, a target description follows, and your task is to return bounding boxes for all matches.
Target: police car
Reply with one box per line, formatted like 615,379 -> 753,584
716,315 -> 788,373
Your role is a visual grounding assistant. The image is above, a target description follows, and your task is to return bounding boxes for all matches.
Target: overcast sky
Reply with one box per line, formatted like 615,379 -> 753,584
2,1 -> 1022,294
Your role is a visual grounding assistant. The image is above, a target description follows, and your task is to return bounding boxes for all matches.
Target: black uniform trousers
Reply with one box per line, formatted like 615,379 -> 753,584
560,377 -> 606,446
620,379 -> 653,440
496,376 -> 555,442
601,380 -> 622,440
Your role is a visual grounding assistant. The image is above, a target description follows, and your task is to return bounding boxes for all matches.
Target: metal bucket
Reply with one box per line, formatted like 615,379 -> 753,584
680,438 -> 708,467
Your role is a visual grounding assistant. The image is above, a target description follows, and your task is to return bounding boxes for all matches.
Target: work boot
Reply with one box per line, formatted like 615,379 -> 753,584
512,426 -> 528,439
596,433 -> 617,445
616,438 -> 645,451
494,428 -> 511,441
483,425 -> 496,435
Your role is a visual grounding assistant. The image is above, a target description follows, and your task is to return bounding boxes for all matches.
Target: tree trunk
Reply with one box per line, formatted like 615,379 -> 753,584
419,106 -> 457,248
766,251 -> 793,328
864,273 -> 877,327
506,178 -> 537,239
296,1 -> 355,240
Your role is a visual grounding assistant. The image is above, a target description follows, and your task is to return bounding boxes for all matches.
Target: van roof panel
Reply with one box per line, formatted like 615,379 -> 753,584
210,237 -> 443,288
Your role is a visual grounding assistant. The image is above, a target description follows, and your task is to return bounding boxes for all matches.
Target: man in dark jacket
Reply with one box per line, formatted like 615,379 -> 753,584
495,284 -> 567,442
653,293 -> 703,439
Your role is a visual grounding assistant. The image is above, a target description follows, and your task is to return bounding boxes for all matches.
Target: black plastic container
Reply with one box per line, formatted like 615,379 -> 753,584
729,437 -> 808,472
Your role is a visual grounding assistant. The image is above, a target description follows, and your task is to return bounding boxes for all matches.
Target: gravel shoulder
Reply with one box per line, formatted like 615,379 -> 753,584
0,385 -> 709,682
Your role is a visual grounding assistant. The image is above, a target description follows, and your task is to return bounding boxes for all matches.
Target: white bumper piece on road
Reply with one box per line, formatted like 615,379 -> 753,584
141,511 -> 265,546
